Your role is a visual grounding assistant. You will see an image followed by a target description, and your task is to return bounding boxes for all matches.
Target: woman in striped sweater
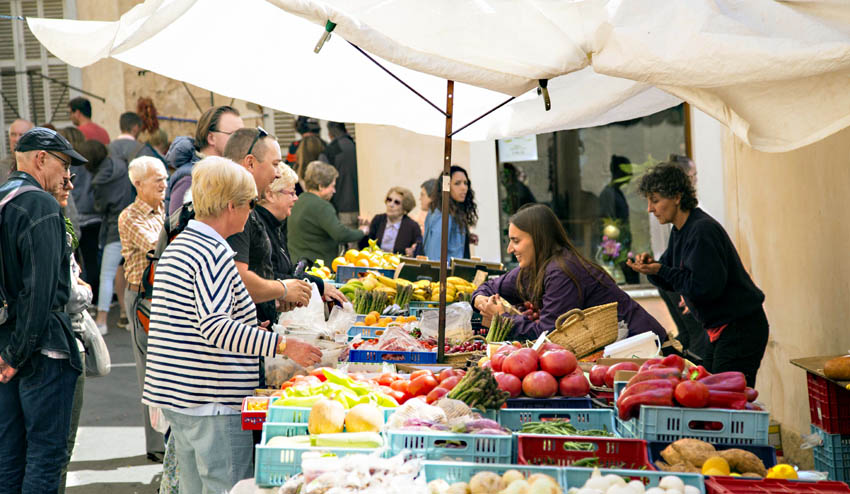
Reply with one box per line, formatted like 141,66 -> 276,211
142,157 -> 321,493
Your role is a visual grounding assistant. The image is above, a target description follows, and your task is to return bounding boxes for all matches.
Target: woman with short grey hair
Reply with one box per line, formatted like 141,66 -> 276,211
287,161 -> 366,265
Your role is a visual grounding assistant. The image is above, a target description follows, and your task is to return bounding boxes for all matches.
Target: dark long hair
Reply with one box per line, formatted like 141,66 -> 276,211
510,204 -> 612,306
429,165 -> 478,231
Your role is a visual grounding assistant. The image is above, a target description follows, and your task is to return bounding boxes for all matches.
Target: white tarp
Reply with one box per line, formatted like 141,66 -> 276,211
27,0 -> 850,151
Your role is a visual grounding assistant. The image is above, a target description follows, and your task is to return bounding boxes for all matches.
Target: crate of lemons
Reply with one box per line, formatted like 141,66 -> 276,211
332,239 -> 402,272
340,272 -> 477,307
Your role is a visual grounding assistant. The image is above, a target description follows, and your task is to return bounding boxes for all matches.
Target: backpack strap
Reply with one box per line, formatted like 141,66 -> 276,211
0,184 -> 42,318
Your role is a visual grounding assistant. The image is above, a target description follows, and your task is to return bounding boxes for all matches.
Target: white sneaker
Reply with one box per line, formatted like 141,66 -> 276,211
97,323 -> 108,335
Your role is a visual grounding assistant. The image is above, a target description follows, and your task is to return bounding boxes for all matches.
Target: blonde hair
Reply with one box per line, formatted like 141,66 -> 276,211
128,156 -> 166,184
191,156 -> 257,218
265,164 -> 298,197
386,186 -> 416,214
304,160 -> 338,190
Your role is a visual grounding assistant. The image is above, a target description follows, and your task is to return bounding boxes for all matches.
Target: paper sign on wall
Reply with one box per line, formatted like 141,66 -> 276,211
498,135 -> 538,162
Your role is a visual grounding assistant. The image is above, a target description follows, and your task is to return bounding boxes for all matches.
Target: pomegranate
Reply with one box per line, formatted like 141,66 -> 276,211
494,372 -> 522,398
539,350 -> 578,377
589,365 -> 609,387
559,373 -> 590,397
521,371 -> 558,398
502,348 -> 539,379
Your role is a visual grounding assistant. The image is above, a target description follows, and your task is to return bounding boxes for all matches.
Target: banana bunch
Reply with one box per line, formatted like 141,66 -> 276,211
409,277 -> 477,303
339,272 -> 408,303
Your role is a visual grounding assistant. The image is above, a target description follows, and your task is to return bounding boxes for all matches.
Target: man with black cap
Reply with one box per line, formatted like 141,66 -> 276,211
0,127 -> 88,493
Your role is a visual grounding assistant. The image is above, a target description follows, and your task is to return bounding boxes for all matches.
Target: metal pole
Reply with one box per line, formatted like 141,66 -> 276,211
437,80 -> 454,364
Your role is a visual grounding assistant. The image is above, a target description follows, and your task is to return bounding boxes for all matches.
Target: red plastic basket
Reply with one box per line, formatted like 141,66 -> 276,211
807,373 -> 850,435
516,434 -> 654,470
241,396 -> 270,430
705,477 -> 850,494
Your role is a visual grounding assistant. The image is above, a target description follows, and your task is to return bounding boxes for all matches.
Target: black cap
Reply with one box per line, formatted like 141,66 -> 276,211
15,127 -> 87,165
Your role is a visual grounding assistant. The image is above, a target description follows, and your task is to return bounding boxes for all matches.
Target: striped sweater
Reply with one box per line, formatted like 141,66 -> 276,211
142,220 -> 279,411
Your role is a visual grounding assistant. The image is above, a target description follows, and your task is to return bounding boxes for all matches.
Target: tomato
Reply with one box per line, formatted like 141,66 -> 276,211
438,368 -> 458,383
410,370 -> 433,381
437,375 -> 461,390
389,390 -> 408,404
309,368 -> 330,382
377,373 -> 395,386
426,387 -> 450,404
409,375 -> 439,397
390,380 -> 409,393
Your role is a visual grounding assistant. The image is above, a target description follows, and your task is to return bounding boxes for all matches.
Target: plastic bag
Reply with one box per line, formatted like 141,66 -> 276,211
418,302 -> 473,343
149,406 -> 170,434
360,325 -> 430,352
277,283 -> 326,333
327,302 -> 357,338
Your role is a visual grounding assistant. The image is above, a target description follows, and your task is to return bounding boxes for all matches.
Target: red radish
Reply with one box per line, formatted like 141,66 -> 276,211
536,342 -> 565,356
494,372 -> 522,398
559,373 -> 590,397
426,387 -> 449,404
589,365 -> 609,386
503,348 -> 539,379
604,362 -> 640,388
539,350 -> 578,377
438,376 -> 461,390
522,371 -> 558,398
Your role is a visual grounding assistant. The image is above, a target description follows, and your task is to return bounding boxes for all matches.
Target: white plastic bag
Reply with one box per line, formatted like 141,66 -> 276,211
418,302 -> 474,343
80,309 -> 111,377
149,406 -> 169,434
277,283 -> 326,333
326,302 -> 357,338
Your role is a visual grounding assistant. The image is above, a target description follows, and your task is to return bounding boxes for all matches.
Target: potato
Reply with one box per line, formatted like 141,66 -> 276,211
500,479 -> 529,494
718,448 -> 767,476
429,479 -> 451,494
448,482 -> 470,494
824,356 -> 850,380
668,439 -> 716,467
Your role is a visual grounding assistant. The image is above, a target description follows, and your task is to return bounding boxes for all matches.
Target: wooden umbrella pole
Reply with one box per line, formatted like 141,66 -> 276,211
437,80 -> 454,364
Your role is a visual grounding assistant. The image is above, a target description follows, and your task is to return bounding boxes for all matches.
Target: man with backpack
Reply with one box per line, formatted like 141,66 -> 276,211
0,128 -> 87,492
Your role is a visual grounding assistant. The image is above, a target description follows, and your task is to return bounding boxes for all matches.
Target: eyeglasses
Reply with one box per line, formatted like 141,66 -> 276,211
46,151 -> 71,170
63,173 -> 76,188
280,189 -> 297,198
385,197 -> 402,206
247,127 -> 268,157
210,129 -> 233,136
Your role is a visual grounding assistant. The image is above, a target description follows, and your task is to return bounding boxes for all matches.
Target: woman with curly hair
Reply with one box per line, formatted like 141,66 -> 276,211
472,204 -> 665,342
423,165 -> 477,261
628,163 -> 768,387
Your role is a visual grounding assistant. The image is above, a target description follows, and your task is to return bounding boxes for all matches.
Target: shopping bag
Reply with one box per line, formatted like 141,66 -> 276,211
80,309 -> 111,377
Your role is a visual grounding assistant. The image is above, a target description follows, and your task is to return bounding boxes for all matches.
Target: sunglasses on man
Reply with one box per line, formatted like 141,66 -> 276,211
247,127 -> 268,157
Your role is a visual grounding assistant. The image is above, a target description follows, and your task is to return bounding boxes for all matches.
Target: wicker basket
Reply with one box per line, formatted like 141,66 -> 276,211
549,302 -> 618,358
443,336 -> 486,368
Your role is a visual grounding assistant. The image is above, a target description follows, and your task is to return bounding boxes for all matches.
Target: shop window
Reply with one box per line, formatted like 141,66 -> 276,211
495,105 -> 686,285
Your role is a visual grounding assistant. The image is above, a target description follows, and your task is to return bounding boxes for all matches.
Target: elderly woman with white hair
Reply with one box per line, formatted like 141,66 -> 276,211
143,157 -> 321,493
117,155 -> 168,461
255,164 -> 349,305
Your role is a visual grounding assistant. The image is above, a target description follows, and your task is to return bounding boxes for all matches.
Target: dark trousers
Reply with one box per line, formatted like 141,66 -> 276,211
78,223 -> 101,303
0,354 -> 79,494
703,308 -> 769,388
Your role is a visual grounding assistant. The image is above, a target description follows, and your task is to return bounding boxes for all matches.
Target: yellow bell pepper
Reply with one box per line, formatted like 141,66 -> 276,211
766,464 -> 798,480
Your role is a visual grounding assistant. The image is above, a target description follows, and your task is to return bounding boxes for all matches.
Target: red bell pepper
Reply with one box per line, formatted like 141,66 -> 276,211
659,354 -> 686,372
639,358 -> 664,372
706,389 -> 748,410
687,365 -> 711,381
697,371 -> 747,392
626,367 -> 684,387
617,386 -> 675,420
674,380 -> 710,408
745,387 -> 759,402
618,378 -> 679,403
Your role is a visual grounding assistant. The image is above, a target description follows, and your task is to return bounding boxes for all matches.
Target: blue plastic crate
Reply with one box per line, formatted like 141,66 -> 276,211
498,408 -> 616,434
646,440 -> 777,470
336,265 -> 395,283
617,417 -> 637,438
421,461 -> 563,487
811,425 -> 850,482
267,404 -> 397,424
561,466 -> 705,493
633,406 -> 770,445
408,302 -> 439,317
254,423 -> 382,486
505,396 -> 592,409
346,326 -> 385,340
349,349 -> 437,364
386,430 -> 512,463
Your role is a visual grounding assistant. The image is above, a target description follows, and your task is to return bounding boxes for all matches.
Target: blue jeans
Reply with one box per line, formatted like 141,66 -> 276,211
161,410 -> 253,494
0,354 -> 79,494
97,241 -> 122,312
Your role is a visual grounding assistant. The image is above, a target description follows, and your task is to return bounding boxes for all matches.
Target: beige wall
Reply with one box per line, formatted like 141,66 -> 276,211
723,124 -> 850,461
354,123 -> 470,222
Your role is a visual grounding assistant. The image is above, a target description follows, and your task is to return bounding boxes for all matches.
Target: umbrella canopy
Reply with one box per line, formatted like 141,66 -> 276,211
27,0 -> 850,151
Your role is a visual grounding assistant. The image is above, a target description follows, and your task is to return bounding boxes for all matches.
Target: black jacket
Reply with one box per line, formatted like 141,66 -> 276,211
254,205 -> 324,294
322,134 -> 359,213
359,214 -> 422,254
0,172 -> 81,375
648,208 -> 765,328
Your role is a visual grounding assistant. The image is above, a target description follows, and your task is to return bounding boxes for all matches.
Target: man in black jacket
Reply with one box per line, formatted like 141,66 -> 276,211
321,122 -> 359,232
0,128 -> 87,492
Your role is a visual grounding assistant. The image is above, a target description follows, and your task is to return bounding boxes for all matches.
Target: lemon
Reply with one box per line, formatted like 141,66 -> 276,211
766,464 -> 798,480
701,456 -> 731,476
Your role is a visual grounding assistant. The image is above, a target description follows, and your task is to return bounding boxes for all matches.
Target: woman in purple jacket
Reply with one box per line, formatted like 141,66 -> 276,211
472,204 -> 666,342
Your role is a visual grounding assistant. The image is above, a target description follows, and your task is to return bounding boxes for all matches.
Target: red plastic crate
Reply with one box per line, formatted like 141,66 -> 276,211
516,434 -> 654,470
241,396 -> 270,430
807,373 -> 850,435
590,388 -> 615,406
705,477 -> 850,494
